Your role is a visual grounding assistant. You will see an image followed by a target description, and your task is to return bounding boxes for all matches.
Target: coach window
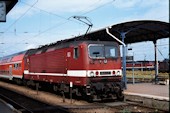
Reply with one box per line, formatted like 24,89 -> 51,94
18,63 -> 21,69
14,63 -> 21,70
74,47 -> 79,59
14,64 -> 16,69
14,63 -> 18,69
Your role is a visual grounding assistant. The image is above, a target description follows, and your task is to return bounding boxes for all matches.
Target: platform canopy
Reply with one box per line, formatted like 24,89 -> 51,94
66,20 -> 169,44
0,0 -> 18,22
4,0 -> 18,14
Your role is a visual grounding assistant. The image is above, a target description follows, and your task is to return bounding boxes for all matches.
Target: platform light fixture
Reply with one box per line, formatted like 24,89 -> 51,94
0,1 -> 6,22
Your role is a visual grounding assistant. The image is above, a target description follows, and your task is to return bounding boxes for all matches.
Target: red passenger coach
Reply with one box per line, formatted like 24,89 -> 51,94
0,51 -> 26,83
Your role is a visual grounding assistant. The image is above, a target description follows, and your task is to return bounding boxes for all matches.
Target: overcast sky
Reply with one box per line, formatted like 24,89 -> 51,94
0,0 -> 169,61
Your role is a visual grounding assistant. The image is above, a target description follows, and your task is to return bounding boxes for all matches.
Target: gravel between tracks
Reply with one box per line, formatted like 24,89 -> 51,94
0,80 -> 167,113
0,81 -> 120,113
0,81 -> 89,107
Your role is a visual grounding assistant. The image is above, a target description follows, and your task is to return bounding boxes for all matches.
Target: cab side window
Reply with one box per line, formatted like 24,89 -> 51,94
74,47 -> 79,59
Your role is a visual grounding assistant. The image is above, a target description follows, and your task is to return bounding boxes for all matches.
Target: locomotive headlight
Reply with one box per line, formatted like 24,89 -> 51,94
117,71 -> 120,75
90,71 -> 94,77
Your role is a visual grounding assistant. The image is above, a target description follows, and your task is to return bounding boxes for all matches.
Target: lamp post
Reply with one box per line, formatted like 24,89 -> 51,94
132,52 -> 135,84
128,48 -> 135,84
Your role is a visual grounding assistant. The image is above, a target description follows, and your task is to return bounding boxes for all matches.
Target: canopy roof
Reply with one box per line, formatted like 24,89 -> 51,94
5,0 -> 18,14
65,20 -> 169,44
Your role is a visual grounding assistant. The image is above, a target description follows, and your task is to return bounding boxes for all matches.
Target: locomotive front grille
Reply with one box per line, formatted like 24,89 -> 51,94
100,71 -> 111,75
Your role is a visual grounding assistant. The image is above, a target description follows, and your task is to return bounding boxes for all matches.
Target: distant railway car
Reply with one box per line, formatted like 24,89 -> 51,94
0,40 -> 124,101
159,60 -> 169,72
126,61 -> 155,71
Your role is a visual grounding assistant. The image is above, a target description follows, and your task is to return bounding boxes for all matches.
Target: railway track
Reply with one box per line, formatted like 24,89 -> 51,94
0,85 -> 111,113
0,87 -> 69,113
0,80 -> 168,113
63,101 -> 168,113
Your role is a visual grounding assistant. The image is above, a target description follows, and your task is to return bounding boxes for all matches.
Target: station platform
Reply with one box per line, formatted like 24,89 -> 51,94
125,83 -> 169,98
124,83 -> 169,111
0,99 -> 15,113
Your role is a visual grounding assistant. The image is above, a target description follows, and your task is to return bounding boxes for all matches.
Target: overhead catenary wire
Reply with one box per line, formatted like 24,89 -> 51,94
1,0 -> 169,59
1,15 -> 91,53
81,0 -> 115,15
1,0 -> 115,52
20,0 -> 88,26
3,0 -> 93,39
0,0 -> 86,37
11,0 -> 115,43
0,0 -> 39,37
0,0 -> 86,53
76,0 -> 102,14
157,47 -> 166,59
20,1 -> 68,21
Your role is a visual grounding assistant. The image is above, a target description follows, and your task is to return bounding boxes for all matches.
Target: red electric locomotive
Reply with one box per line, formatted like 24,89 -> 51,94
0,40 -> 124,101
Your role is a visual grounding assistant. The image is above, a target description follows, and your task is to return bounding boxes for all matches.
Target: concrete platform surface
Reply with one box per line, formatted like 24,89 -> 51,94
0,100 -> 15,113
125,83 -> 169,98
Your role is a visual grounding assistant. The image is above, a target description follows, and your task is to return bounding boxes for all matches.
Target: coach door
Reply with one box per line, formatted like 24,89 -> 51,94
9,65 -> 13,80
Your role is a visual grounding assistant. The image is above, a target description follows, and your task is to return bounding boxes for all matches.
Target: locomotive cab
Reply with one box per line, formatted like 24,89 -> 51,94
68,41 -> 124,101
86,41 -> 124,100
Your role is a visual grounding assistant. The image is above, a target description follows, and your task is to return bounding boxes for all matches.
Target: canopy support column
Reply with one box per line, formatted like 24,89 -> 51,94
121,33 -> 127,89
153,40 -> 159,84
106,28 -> 127,89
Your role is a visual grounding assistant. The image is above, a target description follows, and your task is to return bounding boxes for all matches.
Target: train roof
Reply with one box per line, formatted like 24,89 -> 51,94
25,40 -> 119,56
0,51 -> 27,64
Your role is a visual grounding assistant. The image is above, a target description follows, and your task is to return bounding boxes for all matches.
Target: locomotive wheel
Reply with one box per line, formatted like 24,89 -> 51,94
116,90 -> 124,101
23,79 -> 28,86
86,95 -> 93,102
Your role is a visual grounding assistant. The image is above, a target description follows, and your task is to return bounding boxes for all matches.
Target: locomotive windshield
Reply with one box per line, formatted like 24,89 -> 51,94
89,44 -> 117,59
